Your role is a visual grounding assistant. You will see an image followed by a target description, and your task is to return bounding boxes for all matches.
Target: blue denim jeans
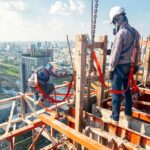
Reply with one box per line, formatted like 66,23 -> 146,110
111,63 -> 132,121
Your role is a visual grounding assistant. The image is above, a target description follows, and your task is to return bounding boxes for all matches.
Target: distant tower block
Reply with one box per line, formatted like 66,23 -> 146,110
20,55 -> 48,93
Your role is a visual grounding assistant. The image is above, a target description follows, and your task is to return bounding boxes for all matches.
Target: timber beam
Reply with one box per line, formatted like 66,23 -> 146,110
67,107 -> 150,149
39,114 -> 110,150
0,95 -> 21,105
139,87 -> 150,95
0,119 -> 44,141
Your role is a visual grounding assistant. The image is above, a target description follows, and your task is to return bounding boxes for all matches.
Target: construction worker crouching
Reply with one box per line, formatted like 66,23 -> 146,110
106,6 -> 140,126
28,63 -> 72,105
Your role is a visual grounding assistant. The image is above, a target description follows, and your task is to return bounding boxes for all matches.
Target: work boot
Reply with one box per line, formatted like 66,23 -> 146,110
102,116 -> 119,125
111,119 -> 119,125
124,115 -> 132,128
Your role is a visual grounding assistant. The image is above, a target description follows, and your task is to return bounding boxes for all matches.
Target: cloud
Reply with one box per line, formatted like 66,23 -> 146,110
49,1 -> 69,15
0,0 -> 28,13
0,0 -> 86,41
49,0 -> 85,15
69,0 -> 84,13
0,0 -> 68,41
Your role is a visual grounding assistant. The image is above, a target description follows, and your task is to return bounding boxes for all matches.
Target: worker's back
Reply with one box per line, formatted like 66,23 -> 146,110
110,22 -> 140,70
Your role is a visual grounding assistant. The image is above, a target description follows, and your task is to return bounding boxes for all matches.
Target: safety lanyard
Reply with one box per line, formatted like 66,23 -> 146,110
90,46 -> 138,94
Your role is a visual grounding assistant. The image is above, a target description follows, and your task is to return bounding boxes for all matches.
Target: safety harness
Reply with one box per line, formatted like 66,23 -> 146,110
34,26 -> 139,103
35,72 -> 74,103
90,26 -> 139,94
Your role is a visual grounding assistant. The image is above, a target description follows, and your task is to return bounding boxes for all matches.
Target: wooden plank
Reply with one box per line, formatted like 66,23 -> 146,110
143,38 -> 150,86
0,95 -> 21,104
86,76 -> 99,82
0,118 -> 22,128
0,119 -> 44,141
133,100 -> 150,106
86,42 -> 103,49
69,107 -> 150,148
32,129 -> 36,150
139,87 -> 150,95
28,125 -> 46,150
97,36 -> 107,106
9,138 -> 14,150
25,95 -> 36,103
40,143 -> 57,150
25,99 -> 36,116
75,34 -> 87,150
23,118 -> 55,142
21,95 -> 25,118
12,124 -> 16,146
90,127 -> 137,150
39,114 -> 110,150
44,127 -> 57,143
75,35 -> 87,132
5,101 -> 16,134
132,110 -> 150,123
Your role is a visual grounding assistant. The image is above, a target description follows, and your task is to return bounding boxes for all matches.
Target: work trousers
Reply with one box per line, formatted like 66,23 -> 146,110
111,63 -> 132,121
29,83 -> 54,101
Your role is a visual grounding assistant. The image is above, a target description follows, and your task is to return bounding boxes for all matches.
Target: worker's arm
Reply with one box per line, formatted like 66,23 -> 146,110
108,31 -> 124,71
133,30 -> 140,74
135,31 -> 140,65
50,68 -> 71,78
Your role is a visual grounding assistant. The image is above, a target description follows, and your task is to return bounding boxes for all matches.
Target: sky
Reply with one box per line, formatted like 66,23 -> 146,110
0,0 -> 150,42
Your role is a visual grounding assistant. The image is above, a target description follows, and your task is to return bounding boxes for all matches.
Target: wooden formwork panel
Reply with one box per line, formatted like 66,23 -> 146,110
39,114 -> 110,150
68,107 -> 150,150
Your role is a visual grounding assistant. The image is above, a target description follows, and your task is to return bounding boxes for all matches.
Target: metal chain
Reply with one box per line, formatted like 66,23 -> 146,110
92,0 -> 99,44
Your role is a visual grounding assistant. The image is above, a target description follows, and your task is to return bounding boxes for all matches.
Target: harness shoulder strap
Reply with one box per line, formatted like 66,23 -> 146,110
121,27 -> 136,54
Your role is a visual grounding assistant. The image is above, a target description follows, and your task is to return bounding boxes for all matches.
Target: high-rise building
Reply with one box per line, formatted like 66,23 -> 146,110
37,42 -> 42,49
20,55 -> 48,93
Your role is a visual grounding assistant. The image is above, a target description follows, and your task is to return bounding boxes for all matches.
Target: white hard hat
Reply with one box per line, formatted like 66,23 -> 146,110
109,6 -> 125,23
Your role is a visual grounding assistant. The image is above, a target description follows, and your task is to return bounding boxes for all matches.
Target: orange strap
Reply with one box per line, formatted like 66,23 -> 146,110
35,76 -> 74,103
90,47 -> 138,94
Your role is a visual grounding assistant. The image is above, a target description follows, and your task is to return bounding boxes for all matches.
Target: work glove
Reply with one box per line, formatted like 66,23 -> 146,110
106,70 -> 114,80
134,65 -> 139,74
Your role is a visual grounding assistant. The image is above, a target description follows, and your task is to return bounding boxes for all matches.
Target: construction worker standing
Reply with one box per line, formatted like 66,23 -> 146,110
107,6 -> 140,125
28,63 -> 71,105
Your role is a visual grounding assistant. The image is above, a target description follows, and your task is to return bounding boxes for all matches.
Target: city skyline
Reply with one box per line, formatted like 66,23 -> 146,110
0,0 -> 149,42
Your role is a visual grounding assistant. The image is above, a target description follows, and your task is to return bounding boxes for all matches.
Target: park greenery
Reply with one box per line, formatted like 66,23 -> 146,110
0,61 -> 19,78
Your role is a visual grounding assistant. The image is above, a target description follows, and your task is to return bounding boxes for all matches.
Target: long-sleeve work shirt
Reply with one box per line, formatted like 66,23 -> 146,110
108,23 -> 140,71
